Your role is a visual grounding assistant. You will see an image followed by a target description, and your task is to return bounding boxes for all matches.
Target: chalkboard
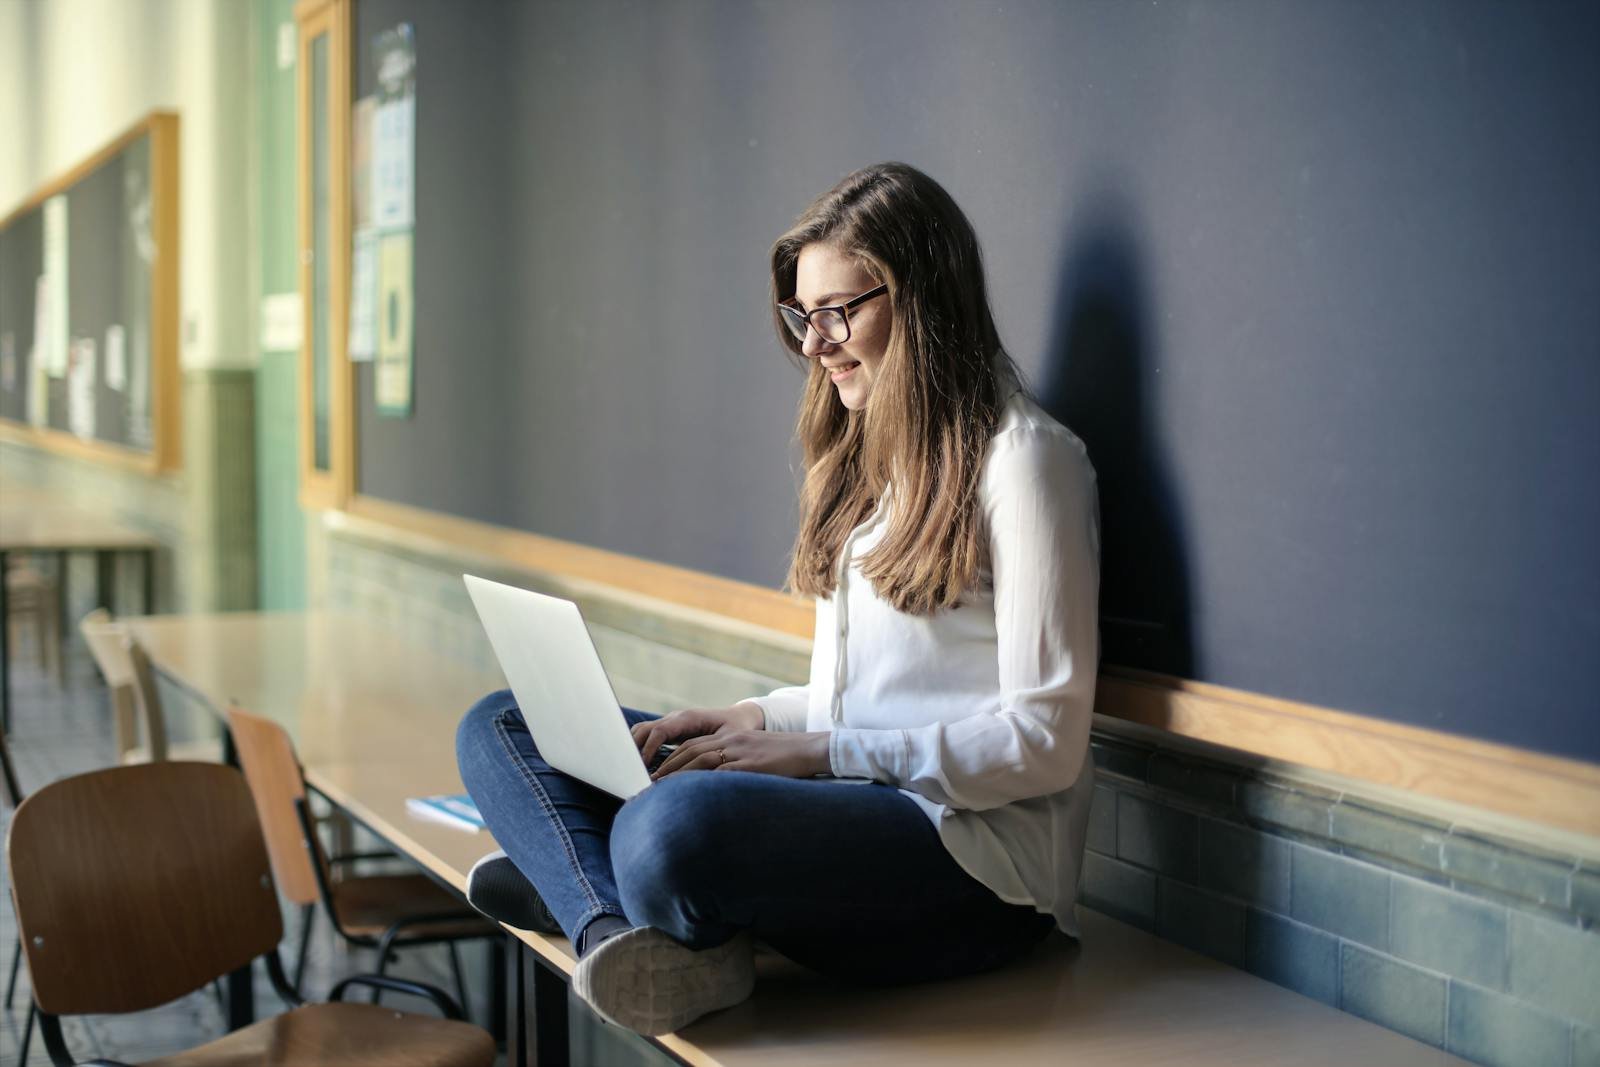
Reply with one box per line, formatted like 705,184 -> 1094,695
345,1 -> 1598,763
0,115 -> 174,467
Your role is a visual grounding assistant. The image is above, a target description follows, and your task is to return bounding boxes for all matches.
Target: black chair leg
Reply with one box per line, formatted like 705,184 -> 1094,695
370,927 -> 401,1005
447,941 -> 468,1024
294,903 -> 316,993
19,1002 -> 36,1065
5,932 -> 20,1008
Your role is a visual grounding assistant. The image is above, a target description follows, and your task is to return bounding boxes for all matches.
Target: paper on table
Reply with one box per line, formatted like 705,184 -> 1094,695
348,231 -> 377,362
104,324 -> 127,391
373,95 -> 414,230
67,336 -> 97,439
32,276 -> 51,382
406,794 -> 485,833
25,345 -> 46,425
372,24 -> 415,230
43,196 -> 69,378
375,230 -> 413,416
128,327 -> 151,448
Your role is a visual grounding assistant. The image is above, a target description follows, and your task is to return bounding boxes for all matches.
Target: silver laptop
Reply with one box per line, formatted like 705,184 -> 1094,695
464,574 -> 654,799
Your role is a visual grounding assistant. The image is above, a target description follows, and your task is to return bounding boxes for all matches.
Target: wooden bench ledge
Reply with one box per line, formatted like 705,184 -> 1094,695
662,908 -> 1472,1067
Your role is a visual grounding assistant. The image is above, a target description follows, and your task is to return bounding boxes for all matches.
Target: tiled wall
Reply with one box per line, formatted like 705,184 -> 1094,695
310,514 -> 808,716
1081,734 -> 1600,1067
310,511 -> 1599,1067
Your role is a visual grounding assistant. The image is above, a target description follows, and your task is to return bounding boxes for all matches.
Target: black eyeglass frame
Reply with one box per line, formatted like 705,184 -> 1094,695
777,283 -> 889,348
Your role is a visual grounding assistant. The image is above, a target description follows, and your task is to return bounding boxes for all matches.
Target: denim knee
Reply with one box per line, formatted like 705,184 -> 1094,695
611,772 -> 739,945
456,688 -> 519,780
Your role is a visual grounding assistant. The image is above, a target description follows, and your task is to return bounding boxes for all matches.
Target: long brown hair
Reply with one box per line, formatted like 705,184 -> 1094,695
769,162 -> 1029,615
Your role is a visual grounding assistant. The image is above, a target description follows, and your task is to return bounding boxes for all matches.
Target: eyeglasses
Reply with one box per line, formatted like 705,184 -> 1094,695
777,284 -> 888,346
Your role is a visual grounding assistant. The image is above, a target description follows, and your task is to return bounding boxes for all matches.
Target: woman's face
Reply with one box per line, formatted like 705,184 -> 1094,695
793,242 -> 891,411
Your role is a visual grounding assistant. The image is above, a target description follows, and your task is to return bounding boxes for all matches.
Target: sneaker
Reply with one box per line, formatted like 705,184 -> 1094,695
573,926 -> 755,1036
465,850 -> 562,934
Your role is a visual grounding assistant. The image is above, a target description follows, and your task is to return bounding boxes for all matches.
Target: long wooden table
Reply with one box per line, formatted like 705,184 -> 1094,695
1,494 -> 161,731
129,611 -> 1473,1067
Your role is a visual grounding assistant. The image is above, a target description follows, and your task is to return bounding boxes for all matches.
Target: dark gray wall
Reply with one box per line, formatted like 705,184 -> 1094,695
352,0 -> 1599,762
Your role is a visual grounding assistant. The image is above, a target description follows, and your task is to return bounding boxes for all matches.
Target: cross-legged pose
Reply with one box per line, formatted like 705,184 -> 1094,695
456,161 -> 1101,1036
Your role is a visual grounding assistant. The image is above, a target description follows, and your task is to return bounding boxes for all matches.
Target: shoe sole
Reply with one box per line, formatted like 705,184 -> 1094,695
574,926 -> 755,1036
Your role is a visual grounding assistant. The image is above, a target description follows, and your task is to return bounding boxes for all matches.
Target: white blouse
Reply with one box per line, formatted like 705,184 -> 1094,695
738,388 -> 1101,937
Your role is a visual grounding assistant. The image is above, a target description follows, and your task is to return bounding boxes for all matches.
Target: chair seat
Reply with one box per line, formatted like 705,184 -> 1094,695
136,1000 -> 495,1067
331,872 -> 498,940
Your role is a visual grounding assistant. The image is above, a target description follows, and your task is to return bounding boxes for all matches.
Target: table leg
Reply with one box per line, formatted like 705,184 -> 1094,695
95,550 -> 115,614
143,548 -> 156,614
55,551 -> 68,637
1,549 -> 10,734
533,955 -> 570,1067
226,961 -> 255,1032
513,940 -> 528,1067
490,936 -> 508,1044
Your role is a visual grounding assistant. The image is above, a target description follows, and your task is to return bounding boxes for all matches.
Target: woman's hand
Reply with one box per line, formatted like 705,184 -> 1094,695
650,730 -> 832,781
631,703 -> 764,767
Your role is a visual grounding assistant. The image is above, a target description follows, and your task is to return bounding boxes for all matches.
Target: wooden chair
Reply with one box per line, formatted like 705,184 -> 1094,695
8,760 -> 495,1066
6,559 -> 62,686
1,731 -> 40,1065
225,705 -> 499,1012
78,609 -> 221,764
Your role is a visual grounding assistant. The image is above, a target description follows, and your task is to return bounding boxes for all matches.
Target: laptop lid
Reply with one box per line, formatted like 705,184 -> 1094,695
463,574 -> 652,800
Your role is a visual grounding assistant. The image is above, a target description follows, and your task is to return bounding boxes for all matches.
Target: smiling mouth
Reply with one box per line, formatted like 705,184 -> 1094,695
828,361 -> 861,377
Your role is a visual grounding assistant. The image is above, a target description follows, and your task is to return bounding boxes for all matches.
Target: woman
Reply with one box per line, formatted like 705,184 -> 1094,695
456,161 -> 1101,1037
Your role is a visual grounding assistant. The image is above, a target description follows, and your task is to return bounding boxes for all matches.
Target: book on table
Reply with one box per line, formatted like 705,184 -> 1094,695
406,793 -> 485,833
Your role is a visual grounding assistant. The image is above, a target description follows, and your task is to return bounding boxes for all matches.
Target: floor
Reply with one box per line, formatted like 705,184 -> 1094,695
0,632 -> 503,1065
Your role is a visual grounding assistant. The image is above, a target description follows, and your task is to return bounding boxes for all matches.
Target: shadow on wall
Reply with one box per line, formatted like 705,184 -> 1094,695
1035,187 -> 1195,688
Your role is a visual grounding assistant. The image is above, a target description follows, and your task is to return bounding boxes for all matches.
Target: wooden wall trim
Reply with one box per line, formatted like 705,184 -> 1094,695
339,492 -> 1597,841
1,114 -> 162,226
343,492 -> 815,635
0,422 -> 175,476
1098,666 -> 1600,840
148,113 -> 181,473
295,0 -> 351,510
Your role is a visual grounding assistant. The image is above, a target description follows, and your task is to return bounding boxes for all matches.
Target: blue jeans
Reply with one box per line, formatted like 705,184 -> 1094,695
455,689 -> 1057,984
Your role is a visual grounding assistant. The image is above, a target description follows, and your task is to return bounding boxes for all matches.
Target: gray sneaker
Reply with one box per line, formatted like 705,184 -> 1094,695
573,926 -> 755,1036
465,850 -> 562,934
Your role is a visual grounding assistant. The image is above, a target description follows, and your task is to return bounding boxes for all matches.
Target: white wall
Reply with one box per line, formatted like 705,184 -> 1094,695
0,0 -> 254,371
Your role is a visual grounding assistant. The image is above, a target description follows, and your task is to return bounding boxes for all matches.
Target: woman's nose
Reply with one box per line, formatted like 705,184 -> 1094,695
801,325 -> 834,359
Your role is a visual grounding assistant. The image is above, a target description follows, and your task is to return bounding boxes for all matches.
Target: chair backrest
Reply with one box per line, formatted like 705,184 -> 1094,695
225,705 -> 328,907
126,637 -> 171,762
7,761 -> 283,1015
78,609 -> 165,762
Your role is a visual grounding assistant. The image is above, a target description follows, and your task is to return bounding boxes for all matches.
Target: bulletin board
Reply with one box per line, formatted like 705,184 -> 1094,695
0,112 -> 180,473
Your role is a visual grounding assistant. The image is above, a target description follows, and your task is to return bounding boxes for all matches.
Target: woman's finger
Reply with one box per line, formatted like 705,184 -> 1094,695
634,721 -> 663,758
636,713 -> 698,760
652,736 -> 719,779
651,736 -> 705,777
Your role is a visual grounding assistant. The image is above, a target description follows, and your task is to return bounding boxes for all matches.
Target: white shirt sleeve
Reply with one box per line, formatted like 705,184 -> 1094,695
736,687 -> 810,732
828,429 -> 1101,810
